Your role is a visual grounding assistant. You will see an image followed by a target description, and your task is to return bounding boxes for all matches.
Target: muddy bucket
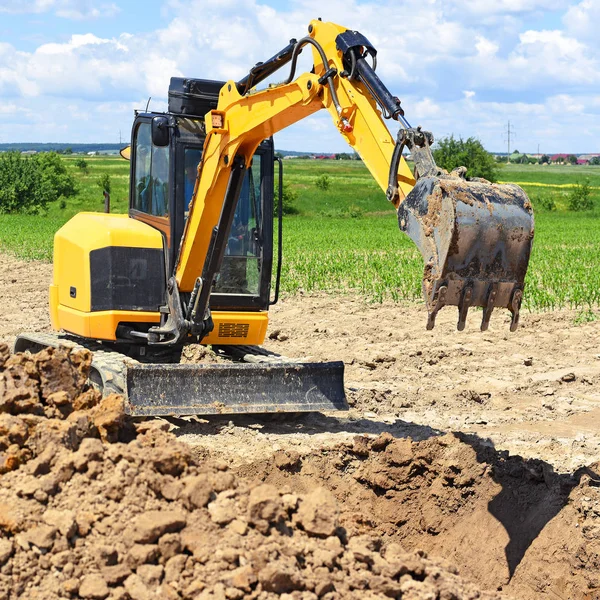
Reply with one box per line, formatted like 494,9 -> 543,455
398,174 -> 534,332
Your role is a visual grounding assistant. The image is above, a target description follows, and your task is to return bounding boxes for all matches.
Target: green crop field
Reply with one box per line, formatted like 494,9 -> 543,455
0,156 -> 599,314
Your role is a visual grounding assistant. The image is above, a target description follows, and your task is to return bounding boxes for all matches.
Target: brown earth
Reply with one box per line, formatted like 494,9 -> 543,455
0,344 -> 511,600
1,253 -> 600,599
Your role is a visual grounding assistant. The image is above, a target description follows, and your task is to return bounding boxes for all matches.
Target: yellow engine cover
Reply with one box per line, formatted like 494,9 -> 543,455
49,212 -> 269,344
50,213 -> 164,340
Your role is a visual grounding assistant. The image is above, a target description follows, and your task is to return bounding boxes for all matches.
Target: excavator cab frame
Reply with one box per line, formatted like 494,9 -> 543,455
127,109 -> 276,317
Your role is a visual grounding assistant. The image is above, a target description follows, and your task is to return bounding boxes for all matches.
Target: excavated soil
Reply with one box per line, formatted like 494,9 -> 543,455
0,345 -> 512,600
1,253 -> 600,599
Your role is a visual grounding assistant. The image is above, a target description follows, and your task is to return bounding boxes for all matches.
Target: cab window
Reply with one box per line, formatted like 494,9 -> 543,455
213,155 -> 263,296
184,147 -> 203,215
132,122 -> 170,217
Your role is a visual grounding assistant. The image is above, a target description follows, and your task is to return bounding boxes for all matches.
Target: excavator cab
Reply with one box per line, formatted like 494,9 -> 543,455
127,100 -> 276,323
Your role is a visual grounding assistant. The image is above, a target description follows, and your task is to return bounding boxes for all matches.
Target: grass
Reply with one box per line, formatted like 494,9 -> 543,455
2,156 -> 600,312
281,159 -> 392,216
280,216 -> 421,302
46,156 -> 130,220
498,163 -> 600,186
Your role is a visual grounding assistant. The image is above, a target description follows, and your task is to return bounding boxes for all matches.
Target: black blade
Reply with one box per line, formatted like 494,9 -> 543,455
124,361 -> 347,417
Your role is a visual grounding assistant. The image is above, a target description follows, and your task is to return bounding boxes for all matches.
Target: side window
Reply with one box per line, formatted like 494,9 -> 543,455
151,146 -> 169,217
132,122 -> 170,217
133,123 -> 152,213
213,154 -> 263,296
184,148 -> 203,215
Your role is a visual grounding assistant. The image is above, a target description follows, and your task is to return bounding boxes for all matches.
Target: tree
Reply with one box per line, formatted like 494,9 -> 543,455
591,157 -> 600,166
568,179 -> 593,211
97,173 -> 111,213
75,158 -> 89,173
315,174 -> 331,191
540,154 -> 550,164
35,152 -> 77,200
0,151 -> 76,214
274,181 -> 299,216
568,154 -> 578,165
432,135 -> 499,182
96,173 -> 111,195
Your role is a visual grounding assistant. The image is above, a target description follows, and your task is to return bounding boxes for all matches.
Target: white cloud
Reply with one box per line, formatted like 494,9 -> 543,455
0,0 -> 119,19
563,0 -> 599,39
0,0 -> 598,153
466,28 -> 600,91
475,36 -> 499,58
412,98 -> 442,120
445,0 -> 563,15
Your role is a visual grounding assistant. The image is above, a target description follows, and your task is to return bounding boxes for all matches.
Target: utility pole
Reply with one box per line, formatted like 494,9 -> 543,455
119,130 -> 122,147
504,121 -> 516,163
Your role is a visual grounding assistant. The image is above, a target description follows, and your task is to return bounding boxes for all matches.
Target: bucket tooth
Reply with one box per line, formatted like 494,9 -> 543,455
481,283 -> 498,332
426,284 -> 448,330
457,284 -> 473,331
509,288 -> 523,333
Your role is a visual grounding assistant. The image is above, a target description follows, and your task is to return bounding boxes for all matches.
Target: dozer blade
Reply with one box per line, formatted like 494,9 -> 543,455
124,361 -> 347,417
13,332 -> 347,417
398,174 -> 534,332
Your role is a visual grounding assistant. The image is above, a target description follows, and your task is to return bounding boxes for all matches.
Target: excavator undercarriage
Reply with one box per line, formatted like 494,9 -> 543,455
15,19 -> 534,417
15,333 -> 346,415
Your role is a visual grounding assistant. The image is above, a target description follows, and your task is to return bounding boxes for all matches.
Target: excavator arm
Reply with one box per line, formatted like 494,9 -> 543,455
150,19 -> 533,345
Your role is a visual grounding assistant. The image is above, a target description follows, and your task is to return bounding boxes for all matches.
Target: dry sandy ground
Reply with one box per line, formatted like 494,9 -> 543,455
1,250 -> 597,473
2,252 -> 600,599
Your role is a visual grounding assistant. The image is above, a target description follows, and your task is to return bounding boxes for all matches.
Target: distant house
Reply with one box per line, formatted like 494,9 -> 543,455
577,158 -> 589,165
550,154 -> 569,163
21,150 -> 37,155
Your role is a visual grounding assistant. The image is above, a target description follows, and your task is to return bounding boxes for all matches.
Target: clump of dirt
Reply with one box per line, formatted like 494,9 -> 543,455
0,345 -> 509,600
239,432 -> 600,599
0,345 -> 131,475
180,345 -> 225,365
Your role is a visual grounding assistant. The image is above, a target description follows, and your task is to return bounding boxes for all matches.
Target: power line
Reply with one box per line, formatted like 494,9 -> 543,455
503,121 -> 516,162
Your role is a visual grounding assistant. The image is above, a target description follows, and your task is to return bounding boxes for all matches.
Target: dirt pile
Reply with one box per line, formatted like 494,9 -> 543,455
0,345 -> 509,600
240,432 -> 600,599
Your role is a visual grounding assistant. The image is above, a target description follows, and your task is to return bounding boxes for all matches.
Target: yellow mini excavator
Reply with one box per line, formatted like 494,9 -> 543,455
16,20 -> 534,416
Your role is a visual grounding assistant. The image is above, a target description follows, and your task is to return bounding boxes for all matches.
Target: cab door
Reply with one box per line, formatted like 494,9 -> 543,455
129,116 -> 172,248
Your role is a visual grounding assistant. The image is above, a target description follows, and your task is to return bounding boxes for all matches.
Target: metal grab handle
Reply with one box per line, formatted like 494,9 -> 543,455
270,157 -> 284,305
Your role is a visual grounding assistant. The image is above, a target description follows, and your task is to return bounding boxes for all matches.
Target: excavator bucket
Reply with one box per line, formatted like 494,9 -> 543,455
397,173 -> 534,332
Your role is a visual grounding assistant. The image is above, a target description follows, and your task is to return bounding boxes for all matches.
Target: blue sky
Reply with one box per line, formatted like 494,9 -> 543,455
0,0 -> 598,153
